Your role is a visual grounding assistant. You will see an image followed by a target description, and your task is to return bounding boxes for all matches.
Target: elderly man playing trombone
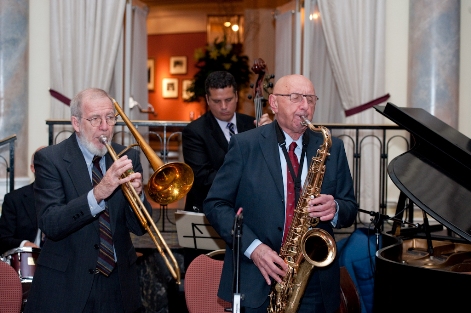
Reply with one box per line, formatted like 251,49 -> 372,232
25,88 -> 152,313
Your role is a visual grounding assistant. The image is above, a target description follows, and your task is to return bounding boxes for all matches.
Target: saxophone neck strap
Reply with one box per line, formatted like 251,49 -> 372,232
275,120 -> 307,203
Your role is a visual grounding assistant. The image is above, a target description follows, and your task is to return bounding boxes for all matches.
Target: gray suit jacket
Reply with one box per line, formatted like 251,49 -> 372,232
204,122 -> 358,311
25,134 -> 152,313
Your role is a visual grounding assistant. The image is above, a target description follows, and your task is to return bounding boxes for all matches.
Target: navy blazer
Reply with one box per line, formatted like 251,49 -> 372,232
182,111 -> 256,212
0,183 -> 37,254
204,122 -> 358,311
24,134 -> 152,313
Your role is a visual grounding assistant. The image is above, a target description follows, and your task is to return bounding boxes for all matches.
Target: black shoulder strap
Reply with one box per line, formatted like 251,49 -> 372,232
275,120 -> 307,204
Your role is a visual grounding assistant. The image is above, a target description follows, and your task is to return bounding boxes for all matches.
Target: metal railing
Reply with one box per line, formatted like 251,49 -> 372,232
0,134 -> 17,194
46,120 -> 409,232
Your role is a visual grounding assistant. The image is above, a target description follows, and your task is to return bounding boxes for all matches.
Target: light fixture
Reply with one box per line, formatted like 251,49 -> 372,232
231,24 -> 239,32
309,12 -> 320,20
224,21 -> 231,27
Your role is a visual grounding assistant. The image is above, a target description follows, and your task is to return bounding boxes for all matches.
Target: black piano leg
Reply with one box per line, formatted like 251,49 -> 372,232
422,211 -> 434,256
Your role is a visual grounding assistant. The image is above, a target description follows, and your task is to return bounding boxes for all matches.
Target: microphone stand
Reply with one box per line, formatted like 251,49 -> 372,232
228,208 -> 243,313
357,208 -> 418,252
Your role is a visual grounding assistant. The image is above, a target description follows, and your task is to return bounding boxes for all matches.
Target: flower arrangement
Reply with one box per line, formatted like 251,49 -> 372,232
184,37 -> 251,103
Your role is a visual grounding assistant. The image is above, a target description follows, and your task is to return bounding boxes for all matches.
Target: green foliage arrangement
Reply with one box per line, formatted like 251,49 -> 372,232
185,37 -> 251,103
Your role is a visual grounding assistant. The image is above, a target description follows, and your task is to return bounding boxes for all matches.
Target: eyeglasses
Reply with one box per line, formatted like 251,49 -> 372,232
273,93 -> 319,105
82,116 -> 117,127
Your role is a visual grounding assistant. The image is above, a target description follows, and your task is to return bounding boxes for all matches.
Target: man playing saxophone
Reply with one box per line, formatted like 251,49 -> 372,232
204,74 -> 358,313
25,88 -> 152,313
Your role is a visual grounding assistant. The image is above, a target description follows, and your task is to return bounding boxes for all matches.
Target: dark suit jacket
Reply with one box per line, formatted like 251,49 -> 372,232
0,183 -> 37,255
24,134 -> 152,313
182,111 -> 256,212
204,122 -> 358,311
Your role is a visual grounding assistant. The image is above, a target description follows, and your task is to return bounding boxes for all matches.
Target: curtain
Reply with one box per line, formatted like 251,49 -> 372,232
129,4 -> 149,121
274,10 -> 296,80
49,0 -> 126,120
305,0 -> 344,124
318,0 -> 386,219
129,4 -> 150,181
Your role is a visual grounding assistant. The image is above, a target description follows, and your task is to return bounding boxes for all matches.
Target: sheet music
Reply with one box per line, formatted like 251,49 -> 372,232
174,210 -> 225,250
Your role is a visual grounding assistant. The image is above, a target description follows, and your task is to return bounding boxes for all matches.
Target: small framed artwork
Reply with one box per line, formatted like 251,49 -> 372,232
182,79 -> 194,100
162,78 -> 178,98
170,56 -> 187,74
147,59 -> 155,91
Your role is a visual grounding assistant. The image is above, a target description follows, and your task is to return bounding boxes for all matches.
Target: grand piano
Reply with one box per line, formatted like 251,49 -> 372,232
373,103 -> 471,313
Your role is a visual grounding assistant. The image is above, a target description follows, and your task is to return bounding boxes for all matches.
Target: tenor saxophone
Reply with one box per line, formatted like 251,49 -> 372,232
267,116 -> 337,313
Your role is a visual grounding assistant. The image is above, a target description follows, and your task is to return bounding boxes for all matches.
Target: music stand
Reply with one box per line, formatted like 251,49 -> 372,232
174,210 -> 225,250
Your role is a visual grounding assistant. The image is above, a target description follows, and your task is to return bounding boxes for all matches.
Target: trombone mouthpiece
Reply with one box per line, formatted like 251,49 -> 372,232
99,135 -> 108,144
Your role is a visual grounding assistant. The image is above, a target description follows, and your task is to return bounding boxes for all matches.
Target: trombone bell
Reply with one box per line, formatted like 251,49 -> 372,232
147,162 -> 194,205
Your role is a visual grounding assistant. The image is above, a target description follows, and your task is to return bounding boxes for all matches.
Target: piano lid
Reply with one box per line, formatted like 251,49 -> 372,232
375,102 -> 471,242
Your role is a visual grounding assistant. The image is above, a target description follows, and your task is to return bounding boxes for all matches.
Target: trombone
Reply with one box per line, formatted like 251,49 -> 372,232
99,98 -> 194,284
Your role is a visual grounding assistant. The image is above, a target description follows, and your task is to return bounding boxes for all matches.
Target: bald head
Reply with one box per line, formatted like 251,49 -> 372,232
272,74 -> 315,94
269,74 -> 317,140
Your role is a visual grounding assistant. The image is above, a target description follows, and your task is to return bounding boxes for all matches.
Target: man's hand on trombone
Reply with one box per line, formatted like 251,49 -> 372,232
93,155 -> 143,202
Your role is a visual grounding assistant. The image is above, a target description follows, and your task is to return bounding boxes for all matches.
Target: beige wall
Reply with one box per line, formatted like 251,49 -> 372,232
460,0 -> 471,137
27,0 -> 471,181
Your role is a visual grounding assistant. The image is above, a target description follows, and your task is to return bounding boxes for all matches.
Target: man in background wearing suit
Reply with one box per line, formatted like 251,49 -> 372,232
204,74 -> 358,313
182,71 -> 272,213
181,71 -> 271,268
0,146 -> 45,255
25,88 -> 152,313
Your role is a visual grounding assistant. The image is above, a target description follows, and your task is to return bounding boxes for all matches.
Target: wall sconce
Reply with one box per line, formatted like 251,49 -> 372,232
129,96 -> 157,116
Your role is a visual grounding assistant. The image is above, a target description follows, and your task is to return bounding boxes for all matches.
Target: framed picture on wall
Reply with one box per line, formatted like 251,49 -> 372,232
169,56 -> 187,74
182,79 -> 194,100
147,59 -> 155,91
162,78 -> 178,98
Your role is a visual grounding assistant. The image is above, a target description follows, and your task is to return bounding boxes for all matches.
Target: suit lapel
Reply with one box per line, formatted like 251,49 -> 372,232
64,135 -> 93,197
259,123 -> 284,200
207,111 -> 229,152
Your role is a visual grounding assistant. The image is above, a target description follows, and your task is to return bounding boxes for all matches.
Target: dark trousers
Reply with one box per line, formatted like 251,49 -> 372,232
83,265 -> 125,313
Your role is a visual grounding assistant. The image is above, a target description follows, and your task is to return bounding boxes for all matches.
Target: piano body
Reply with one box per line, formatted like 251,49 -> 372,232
373,103 -> 471,313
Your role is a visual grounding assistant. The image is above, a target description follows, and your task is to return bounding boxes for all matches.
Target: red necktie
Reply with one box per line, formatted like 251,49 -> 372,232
283,142 -> 299,243
92,156 -> 115,276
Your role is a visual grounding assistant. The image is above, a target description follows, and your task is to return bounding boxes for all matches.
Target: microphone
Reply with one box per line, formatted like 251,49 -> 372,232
236,207 -> 243,228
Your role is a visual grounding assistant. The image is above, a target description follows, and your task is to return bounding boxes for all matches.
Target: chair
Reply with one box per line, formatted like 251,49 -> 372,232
336,266 -> 361,313
336,228 -> 377,313
184,249 -> 231,313
0,260 -> 23,313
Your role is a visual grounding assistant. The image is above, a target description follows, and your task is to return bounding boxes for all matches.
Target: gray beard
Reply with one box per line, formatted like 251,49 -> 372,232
77,134 -> 108,157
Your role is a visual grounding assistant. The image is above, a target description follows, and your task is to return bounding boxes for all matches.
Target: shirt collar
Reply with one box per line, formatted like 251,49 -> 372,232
282,130 -> 303,151
214,114 -> 237,130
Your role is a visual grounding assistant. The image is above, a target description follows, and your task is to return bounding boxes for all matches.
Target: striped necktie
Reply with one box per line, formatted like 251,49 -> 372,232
227,122 -> 236,137
92,156 -> 116,276
283,142 -> 299,243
